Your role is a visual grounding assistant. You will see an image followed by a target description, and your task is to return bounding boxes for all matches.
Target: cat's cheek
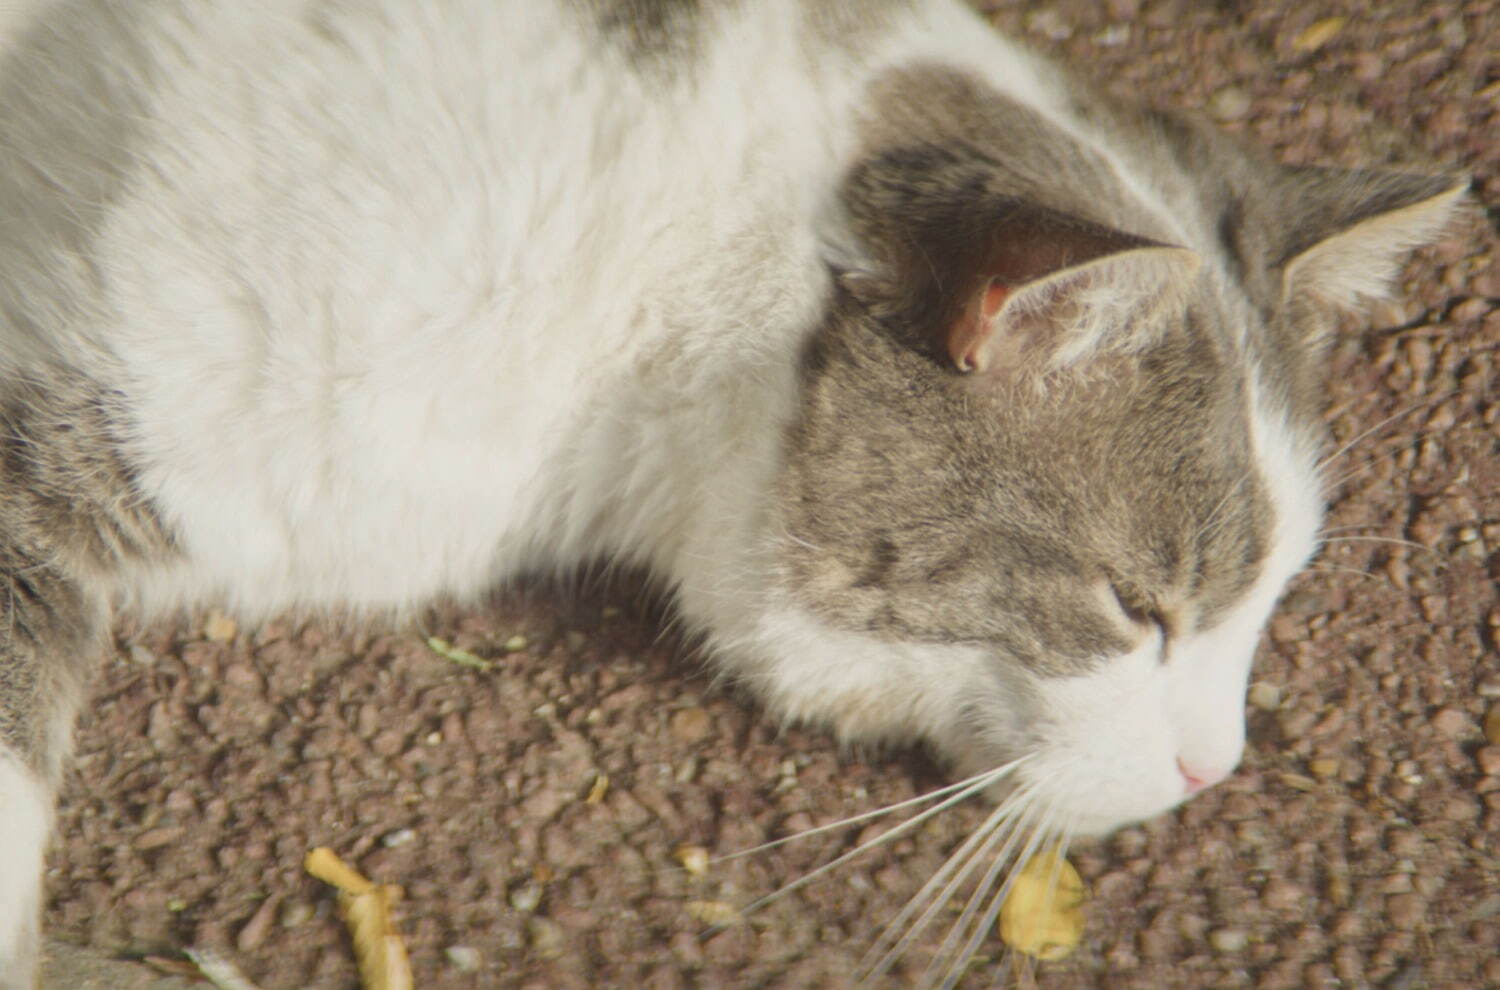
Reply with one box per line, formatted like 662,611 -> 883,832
725,606 -> 1010,752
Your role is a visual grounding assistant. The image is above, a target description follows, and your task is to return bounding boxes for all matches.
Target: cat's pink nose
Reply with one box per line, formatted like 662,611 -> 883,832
1177,757 -> 1228,794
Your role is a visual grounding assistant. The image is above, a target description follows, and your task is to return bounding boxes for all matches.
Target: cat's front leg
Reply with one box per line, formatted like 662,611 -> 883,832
0,551 -> 105,990
0,754 -> 51,990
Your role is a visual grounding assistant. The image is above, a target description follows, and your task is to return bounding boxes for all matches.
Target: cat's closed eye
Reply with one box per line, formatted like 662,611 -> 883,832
1109,581 -> 1172,652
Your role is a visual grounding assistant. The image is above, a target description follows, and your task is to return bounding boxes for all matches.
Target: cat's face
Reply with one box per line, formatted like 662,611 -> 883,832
774,283 -> 1323,834
760,93 -> 1464,835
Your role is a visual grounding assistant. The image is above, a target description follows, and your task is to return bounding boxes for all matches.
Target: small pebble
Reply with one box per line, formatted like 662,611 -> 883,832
685,900 -> 742,927
1476,746 -> 1500,776
1430,707 -> 1470,738
1095,25 -> 1130,46
382,828 -> 416,848
1386,893 -> 1425,930
1450,296 -> 1490,323
1279,772 -> 1317,792
1262,879 -> 1303,911
1278,708 -> 1317,739
1247,682 -> 1281,711
669,706 -> 713,744
1484,705 -> 1500,745
1025,8 -> 1073,41
445,945 -> 482,972
1207,86 -> 1252,121
675,845 -> 710,877
1209,928 -> 1249,953
236,896 -> 280,953
1291,16 -> 1345,52
527,917 -> 566,958
280,901 -> 315,929
510,883 -> 544,914
1440,796 -> 1479,821
504,634 -> 529,652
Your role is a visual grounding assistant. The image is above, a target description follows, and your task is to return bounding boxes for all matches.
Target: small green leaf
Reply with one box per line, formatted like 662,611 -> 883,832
425,636 -> 493,671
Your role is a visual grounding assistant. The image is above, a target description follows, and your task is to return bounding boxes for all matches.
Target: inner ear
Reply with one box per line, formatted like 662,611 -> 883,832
949,281 -> 1012,372
948,243 -> 1201,375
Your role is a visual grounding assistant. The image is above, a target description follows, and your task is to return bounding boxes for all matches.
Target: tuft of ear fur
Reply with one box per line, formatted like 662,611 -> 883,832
1279,170 -> 1469,311
952,243 -> 1200,374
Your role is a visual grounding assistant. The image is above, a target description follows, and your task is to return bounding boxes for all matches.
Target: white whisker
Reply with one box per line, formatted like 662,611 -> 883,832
927,794 -> 1060,990
707,757 -> 1029,866
1321,448 -> 1407,495
1042,825 -> 1077,909
1299,564 -> 1382,583
1318,522 -> 1389,535
936,798 -> 1068,990
1318,534 -> 1436,555
721,758 -> 1030,926
1315,390 -> 1458,472
860,781 -> 1042,982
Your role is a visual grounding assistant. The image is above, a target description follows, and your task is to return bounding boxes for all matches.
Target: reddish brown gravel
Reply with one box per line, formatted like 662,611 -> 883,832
42,2 -> 1498,988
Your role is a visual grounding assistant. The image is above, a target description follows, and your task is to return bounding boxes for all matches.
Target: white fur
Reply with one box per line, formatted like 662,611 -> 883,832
94,0 -> 854,615
0,751 -> 49,990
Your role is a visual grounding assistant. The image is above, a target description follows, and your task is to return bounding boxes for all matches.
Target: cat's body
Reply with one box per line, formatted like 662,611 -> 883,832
0,1 -> 1465,985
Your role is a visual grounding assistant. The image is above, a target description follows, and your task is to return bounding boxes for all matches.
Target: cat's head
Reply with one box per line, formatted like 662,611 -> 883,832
761,88 -> 1465,836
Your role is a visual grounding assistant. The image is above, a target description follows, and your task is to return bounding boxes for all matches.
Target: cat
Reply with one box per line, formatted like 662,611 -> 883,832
0,0 -> 1466,985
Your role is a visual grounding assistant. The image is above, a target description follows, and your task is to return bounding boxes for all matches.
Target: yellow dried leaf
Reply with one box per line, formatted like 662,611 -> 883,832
998,847 -> 1086,961
305,847 -> 374,896
1292,17 -> 1345,52
685,900 -> 741,927
305,848 -> 414,990
586,772 -> 610,804
674,844 -> 710,877
342,885 -> 413,990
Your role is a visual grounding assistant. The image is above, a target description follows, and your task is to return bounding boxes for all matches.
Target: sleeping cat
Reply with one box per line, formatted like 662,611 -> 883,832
0,0 -> 1466,985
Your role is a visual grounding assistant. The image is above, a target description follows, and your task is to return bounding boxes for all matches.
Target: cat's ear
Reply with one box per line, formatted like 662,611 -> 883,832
946,226 -> 1200,375
1279,169 -> 1468,311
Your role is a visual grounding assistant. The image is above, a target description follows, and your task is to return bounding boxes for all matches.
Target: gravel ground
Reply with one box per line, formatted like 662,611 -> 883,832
41,1 -> 1499,988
